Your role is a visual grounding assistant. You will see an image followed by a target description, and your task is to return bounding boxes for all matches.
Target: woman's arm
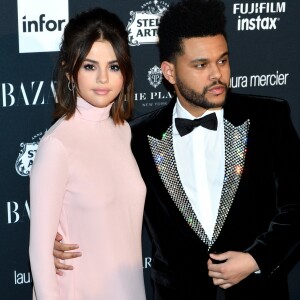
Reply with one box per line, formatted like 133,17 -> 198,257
29,135 -> 68,299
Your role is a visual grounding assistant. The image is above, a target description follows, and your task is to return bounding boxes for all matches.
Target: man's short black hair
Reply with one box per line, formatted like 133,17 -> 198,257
158,0 -> 227,62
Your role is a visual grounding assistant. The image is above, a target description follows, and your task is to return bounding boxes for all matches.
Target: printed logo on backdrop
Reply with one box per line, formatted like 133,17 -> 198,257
134,64 -> 171,109
7,200 -> 30,224
15,132 -> 44,176
14,270 -> 32,285
1,80 -> 56,107
230,70 -> 289,89
17,0 -> 69,53
148,65 -> 162,88
233,2 -> 286,31
126,1 -> 169,46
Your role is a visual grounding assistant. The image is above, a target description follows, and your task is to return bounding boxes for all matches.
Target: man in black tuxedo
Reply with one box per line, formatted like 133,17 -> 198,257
53,0 -> 300,299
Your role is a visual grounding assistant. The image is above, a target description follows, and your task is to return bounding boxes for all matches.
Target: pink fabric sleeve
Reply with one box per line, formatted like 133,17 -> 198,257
29,135 -> 68,300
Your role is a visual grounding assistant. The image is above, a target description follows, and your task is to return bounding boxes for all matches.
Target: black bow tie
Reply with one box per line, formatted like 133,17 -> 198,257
175,113 -> 218,137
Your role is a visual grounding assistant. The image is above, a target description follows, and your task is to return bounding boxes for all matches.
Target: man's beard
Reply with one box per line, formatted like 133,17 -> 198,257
176,76 -> 228,109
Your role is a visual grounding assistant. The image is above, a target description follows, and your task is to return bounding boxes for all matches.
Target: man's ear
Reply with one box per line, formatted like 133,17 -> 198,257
161,61 -> 176,85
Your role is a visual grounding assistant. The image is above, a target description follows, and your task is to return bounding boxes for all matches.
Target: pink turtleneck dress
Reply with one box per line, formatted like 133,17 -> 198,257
29,98 -> 146,300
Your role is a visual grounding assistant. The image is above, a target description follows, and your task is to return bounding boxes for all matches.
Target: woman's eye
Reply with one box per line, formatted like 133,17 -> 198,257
110,64 -> 120,71
83,64 -> 95,70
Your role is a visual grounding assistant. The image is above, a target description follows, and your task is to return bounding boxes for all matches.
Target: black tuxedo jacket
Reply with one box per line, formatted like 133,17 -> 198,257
130,93 -> 300,300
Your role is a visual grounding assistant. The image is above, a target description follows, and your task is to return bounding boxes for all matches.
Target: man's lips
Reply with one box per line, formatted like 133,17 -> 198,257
207,85 -> 226,95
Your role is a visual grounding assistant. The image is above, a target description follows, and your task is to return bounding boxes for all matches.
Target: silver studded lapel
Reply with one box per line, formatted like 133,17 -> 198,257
147,118 -> 250,250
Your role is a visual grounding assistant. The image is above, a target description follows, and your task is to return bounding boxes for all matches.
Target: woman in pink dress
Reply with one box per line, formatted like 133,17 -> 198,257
29,7 -> 146,300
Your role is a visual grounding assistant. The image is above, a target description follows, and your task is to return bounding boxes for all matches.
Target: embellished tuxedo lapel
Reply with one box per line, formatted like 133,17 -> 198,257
148,126 -> 212,247
211,118 -> 250,245
147,118 -> 250,249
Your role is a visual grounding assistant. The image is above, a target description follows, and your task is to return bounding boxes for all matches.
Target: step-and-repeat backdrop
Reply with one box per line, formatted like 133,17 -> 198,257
0,0 -> 299,299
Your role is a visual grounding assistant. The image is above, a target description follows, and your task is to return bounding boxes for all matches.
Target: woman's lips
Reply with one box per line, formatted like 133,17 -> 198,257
93,88 -> 110,95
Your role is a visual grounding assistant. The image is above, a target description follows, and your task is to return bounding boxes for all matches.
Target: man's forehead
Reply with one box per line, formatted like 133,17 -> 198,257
180,35 -> 228,57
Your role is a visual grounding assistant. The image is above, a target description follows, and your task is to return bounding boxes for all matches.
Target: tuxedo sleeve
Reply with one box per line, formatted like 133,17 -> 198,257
246,100 -> 300,276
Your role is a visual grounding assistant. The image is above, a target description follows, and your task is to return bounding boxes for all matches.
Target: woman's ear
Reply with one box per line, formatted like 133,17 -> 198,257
161,61 -> 176,85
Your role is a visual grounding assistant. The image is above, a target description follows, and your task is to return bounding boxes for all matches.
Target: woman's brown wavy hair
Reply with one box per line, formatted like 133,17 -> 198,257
54,7 -> 134,124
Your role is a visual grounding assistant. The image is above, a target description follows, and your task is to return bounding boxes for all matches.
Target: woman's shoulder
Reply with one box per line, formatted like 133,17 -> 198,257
115,119 -> 130,131
43,116 -> 75,139
114,120 -> 131,141
39,117 -> 73,148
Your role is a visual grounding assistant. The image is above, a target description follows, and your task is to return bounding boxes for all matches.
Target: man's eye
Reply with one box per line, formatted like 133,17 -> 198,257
218,59 -> 227,65
195,63 -> 206,69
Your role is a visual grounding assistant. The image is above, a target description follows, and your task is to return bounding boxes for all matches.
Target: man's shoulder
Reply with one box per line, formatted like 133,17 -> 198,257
130,98 -> 175,134
224,92 -> 290,125
226,92 -> 289,116
228,92 -> 287,108
130,107 -> 163,129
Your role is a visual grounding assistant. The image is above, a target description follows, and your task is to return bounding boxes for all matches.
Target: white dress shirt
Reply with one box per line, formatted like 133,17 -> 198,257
172,99 -> 225,240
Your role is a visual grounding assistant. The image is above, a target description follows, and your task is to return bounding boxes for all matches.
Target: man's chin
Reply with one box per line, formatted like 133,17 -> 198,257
203,98 -> 226,110
207,92 -> 227,108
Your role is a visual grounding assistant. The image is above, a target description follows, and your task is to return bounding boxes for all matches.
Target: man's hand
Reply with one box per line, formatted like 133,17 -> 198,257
207,251 -> 259,289
53,232 -> 82,276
